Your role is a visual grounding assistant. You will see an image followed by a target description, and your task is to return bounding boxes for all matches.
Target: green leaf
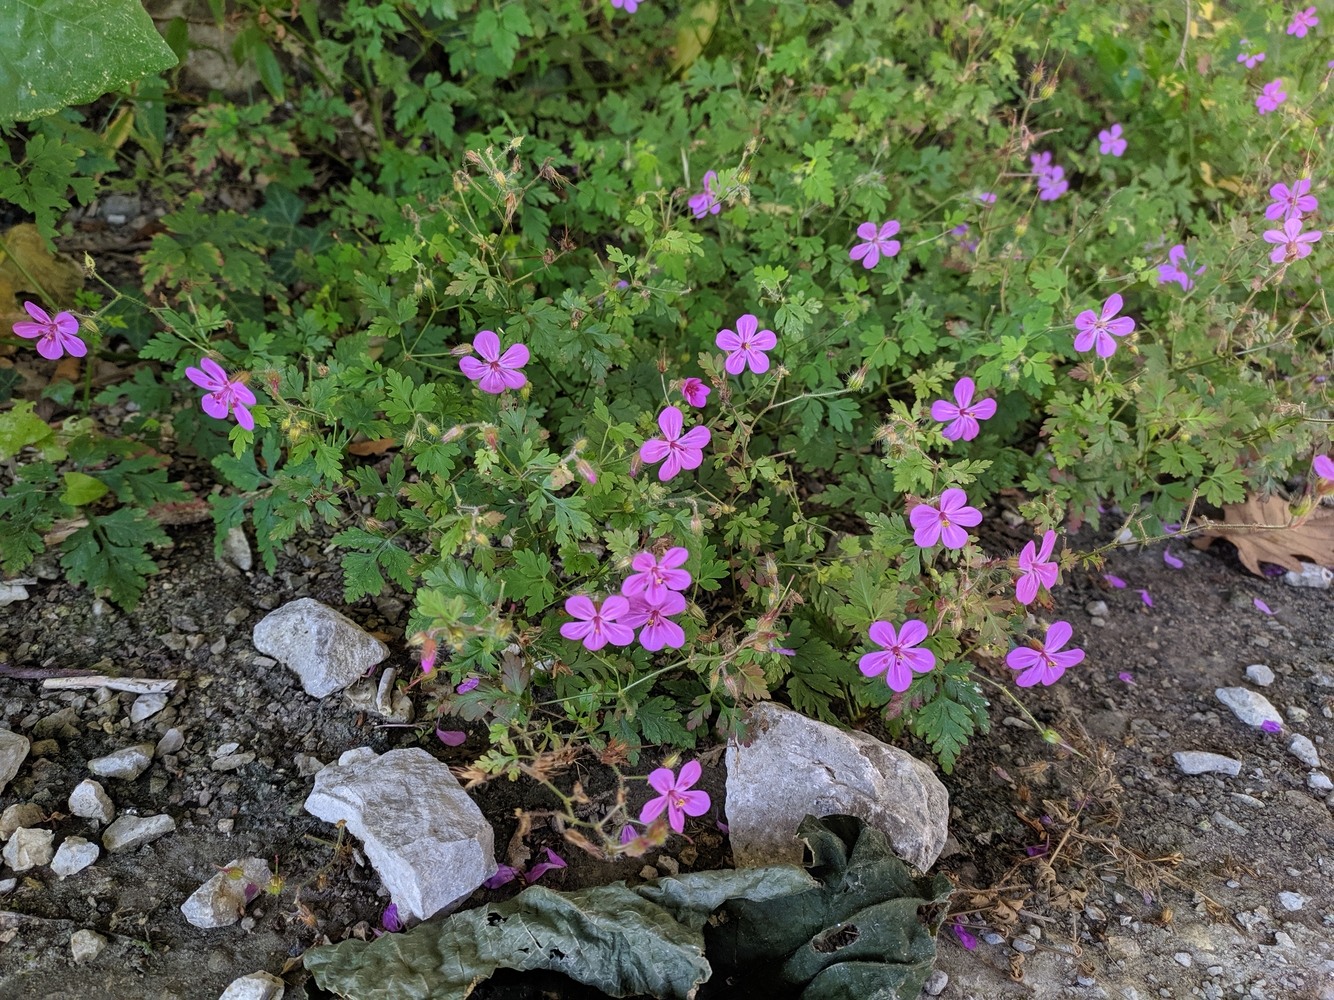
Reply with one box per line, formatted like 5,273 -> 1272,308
508,548 -> 556,617
60,471 -> 109,507
59,508 -> 168,610
0,402 -> 60,460
2,0 -> 179,125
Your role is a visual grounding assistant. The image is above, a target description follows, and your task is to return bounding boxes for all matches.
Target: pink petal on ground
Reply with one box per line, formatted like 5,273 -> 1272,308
1253,598 -> 1274,615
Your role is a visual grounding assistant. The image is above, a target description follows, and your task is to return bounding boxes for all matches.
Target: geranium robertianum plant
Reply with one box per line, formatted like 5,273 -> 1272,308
2,0 -> 1330,774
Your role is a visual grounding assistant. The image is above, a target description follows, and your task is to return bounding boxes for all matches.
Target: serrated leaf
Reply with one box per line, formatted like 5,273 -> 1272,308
2,0 -> 179,125
58,508 -> 168,610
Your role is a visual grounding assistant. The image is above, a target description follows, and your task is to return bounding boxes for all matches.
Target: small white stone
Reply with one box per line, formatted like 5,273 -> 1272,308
1277,891 -> 1306,911
1086,600 -> 1110,617
222,526 -> 253,572
1173,952 -> 1192,967
217,970 -> 285,1000
52,837 -> 100,878
0,730 -> 30,797
1173,751 -> 1242,777
1244,664 -> 1275,687
102,814 -> 175,852
69,780 -> 115,823
2,828 -> 54,871
181,857 -> 273,929
1309,772 -> 1334,792
922,970 -> 949,996
70,929 -> 107,964
1288,734 -> 1321,769
1215,687 -> 1283,730
155,728 -> 185,756
88,744 -> 155,781
130,693 -> 168,724
213,742 -> 241,758
0,803 -> 44,840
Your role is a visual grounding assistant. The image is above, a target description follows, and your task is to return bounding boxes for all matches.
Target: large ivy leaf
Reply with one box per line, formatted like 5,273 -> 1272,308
1,0 -> 178,125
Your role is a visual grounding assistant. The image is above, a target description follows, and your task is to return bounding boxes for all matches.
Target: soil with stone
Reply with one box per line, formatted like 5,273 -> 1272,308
0,516 -> 1331,1000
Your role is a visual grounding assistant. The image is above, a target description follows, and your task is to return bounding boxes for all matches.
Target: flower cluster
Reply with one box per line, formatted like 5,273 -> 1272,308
561,546 -> 694,652
1031,151 -> 1068,201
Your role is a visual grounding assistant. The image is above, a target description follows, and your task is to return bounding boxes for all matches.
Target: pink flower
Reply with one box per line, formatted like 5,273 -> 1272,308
1266,179 -> 1318,220
1263,216 -> 1322,263
1256,79 -> 1287,114
1098,123 -> 1127,157
524,848 -> 567,883
858,619 -> 936,692
849,220 -> 902,269
185,357 -> 257,430
1037,165 -> 1068,200
622,591 -> 687,651
909,488 -> 982,550
623,547 -> 691,605
483,864 -> 521,889
689,170 -> 720,219
12,301 -> 86,361
639,760 -> 711,834
1030,152 -> 1054,178
381,904 -> 403,933
930,376 -> 997,442
680,377 -> 711,407
1073,293 -> 1135,358
639,406 -> 711,481
1016,530 -> 1058,605
611,0 -> 640,12
459,330 -> 529,394
559,595 -> 635,651
457,676 -> 480,694
1237,48 -> 1266,68
976,191 -> 997,204
1156,244 -> 1205,290
1007,621 -> 1085,687
715,314 -> 777,375
1287,6 -> 1319,37
1314,454 -> 1334,480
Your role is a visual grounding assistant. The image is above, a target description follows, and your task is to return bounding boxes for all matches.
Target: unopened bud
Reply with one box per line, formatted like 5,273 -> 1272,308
482,426 -> 499,450
449,343 -> 473,357
441,425 -> 465,444
629,455 -> 643,478
847,366 -> 868,390
82,252 -> 96,276
575,459 -> 598,485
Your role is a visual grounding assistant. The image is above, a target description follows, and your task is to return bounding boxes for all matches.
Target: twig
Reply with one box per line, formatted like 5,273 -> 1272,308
40,676 -> 178,695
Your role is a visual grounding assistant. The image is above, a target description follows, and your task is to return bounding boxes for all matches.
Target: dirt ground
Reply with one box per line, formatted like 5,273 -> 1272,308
0,515 -> 1331,1000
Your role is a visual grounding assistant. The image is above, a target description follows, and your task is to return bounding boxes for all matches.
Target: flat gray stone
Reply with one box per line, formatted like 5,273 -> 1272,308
1243,664 -> 1275,687
725,702 -> 949,872
88,744 -> 155,781
304,747 -> 495,920
102,814 -> 175,853
252,598 -> 388,698
0,803 -> 43,840
70,929 -> 107,964
0,730 -> 30,796
51,837 -> 99,878
1215,687 -> 1282,730
218,971 -> 285,1000
1173,751 -> 1242,777
1287,734 -> 1320,768
155,728 -> 185,756
2,828 -> 53,871
181,857 -> 272,928
69,779 -> 115,823
130,693 -> 169,723
1277,891 -> 1306,911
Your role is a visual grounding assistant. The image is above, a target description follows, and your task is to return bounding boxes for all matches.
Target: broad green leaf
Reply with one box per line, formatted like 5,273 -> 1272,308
2,0 -> 179,125
60,471 -> 109,506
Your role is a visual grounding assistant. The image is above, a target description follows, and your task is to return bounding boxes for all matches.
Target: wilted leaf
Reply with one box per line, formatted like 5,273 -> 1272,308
0,224 -> 84,327
1194,494 -> 1334,575
0,0 -> 178,126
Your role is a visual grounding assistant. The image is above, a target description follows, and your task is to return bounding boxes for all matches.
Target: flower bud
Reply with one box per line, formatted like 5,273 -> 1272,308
575,459 -> 598,485
847,366 -> 868,390
441,425 -> 465,444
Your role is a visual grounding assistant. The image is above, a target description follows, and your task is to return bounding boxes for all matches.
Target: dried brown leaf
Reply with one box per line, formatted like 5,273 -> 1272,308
1194,495 -> 1334,575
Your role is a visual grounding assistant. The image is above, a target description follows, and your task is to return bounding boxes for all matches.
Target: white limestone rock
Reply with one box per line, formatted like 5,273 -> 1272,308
0,803 -> 43,840
218,971 -> 285,1000
1173,751 -> 1242,777
69,779 -> 116,824
725,702 -> 949,871
88,744 -> 155,781
102,814 -> 175,852
1215,687 -> 1283,730
2,828 -> 54,871
70,929 -> 107,964
0,730 -> 30,796
304,747 -> 495,920
181,857 -> 272,928
52,837 -> 100,879
252,598 -> 388,698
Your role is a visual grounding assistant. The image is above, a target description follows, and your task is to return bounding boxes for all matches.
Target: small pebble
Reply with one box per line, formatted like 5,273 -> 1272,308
1174,952 -> 1192,967
1086,600 -> 1109,617
1277,891 -> 1306,911
1244,664 -> 1275,687
1308,772 -> 1333,792
1287,734 -> 1320,769
923,970 -> 949,996
1174,751 -> 1241,777
1011,937 -> 1036,953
